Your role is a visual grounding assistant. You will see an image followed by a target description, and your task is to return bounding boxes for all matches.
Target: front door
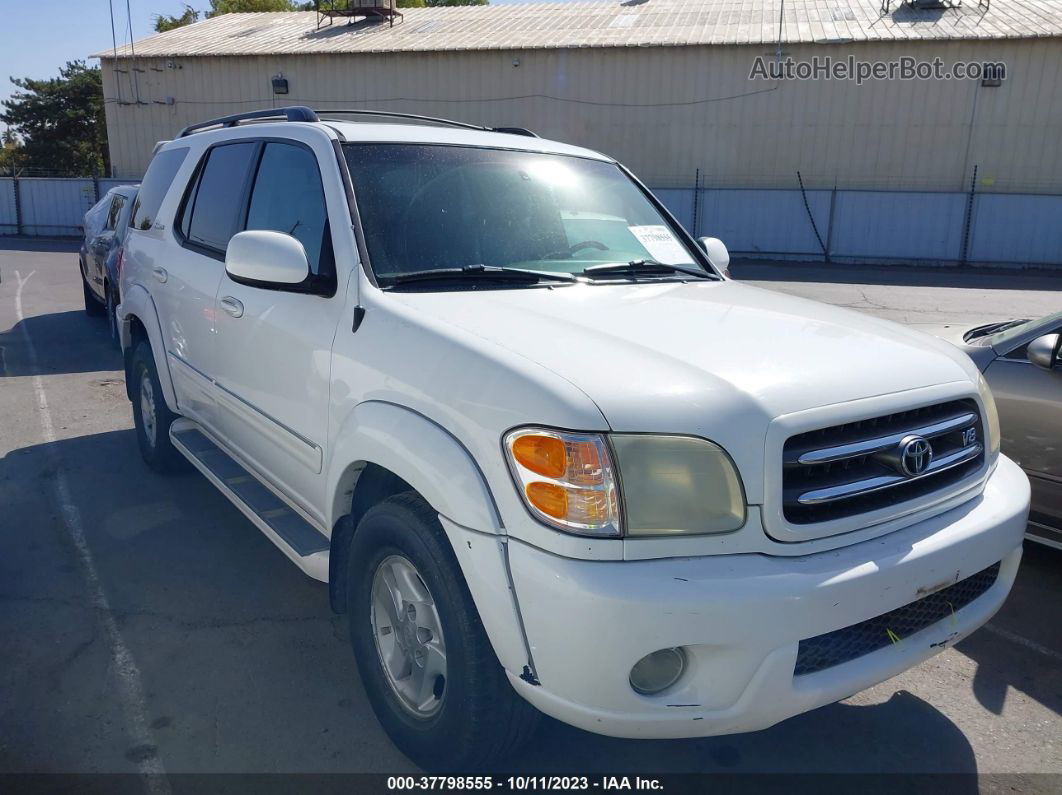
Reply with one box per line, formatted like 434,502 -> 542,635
162,140 -> 260,430
211,140 -> 349,523
987,325 -> 1062,535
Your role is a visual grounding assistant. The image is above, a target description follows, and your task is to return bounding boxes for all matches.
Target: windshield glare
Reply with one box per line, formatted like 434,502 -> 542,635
342,143 -> 706,282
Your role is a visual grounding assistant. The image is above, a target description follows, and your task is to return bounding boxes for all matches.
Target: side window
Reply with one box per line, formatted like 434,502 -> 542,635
245,142 -> 329,274
130,147 -> 189,231
105,195 -> 125,231
181,142 -> 258,254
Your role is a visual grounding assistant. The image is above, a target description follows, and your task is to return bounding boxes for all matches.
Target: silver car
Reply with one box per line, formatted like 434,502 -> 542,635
930,311 -> 1062,549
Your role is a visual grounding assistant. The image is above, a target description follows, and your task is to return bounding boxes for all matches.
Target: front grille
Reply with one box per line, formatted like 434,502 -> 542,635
783,399 -> 984,524
794,562 -> 1000,676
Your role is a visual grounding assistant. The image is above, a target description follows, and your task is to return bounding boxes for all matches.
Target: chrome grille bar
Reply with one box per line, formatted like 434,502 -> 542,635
788,411 -> 978,466
781,398 -> 985,525
795,443 -> 983,505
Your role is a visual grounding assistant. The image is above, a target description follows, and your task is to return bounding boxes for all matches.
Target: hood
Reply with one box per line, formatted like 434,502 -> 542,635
907,321 -> 998,372
386,280 -> 981,502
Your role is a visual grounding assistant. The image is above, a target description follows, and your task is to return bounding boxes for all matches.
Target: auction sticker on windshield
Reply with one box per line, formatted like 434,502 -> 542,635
627,225 -> 695,265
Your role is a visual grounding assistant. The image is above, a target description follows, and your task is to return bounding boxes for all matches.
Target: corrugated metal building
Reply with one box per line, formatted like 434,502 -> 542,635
96,0 -> 1062,190
88,0 -> 1062,265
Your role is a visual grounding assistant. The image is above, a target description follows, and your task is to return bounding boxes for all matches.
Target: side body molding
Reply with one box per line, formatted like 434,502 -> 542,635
118,284 -> 179,413
327,400 -> 501,534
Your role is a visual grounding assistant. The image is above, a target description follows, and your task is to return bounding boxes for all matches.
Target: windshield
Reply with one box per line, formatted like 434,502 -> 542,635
990,310 -> 1062,349
342,143 -> 708,284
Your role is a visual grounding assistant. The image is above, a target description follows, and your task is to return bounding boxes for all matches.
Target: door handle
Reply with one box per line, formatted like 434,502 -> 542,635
152,266 -> 168,283
219,296 -> 244,318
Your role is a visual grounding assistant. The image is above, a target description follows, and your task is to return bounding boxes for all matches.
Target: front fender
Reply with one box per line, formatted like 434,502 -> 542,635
118,283 -> 179,414
327,400 -> 500,533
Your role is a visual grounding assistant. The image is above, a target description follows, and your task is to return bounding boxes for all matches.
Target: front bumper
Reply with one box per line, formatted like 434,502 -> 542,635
506,454 -> 1030,739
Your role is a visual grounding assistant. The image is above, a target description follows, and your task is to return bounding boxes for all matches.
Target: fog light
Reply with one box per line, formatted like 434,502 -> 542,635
629,648 -> 686,695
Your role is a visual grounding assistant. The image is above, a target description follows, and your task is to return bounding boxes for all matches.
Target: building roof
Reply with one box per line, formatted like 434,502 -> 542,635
94,0 -> 1062,59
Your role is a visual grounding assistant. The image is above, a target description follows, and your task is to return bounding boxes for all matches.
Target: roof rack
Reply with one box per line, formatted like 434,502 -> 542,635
313,109 -> 539,137
176,106 -> 319,137
175,105 -> 540,139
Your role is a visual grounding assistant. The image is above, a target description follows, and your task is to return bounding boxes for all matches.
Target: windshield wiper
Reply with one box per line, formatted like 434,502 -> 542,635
383,264 -> 578,288
581,259 -> 717,281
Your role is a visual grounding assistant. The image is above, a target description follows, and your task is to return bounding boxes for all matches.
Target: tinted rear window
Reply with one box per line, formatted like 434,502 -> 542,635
130,147 -> 189,231
183,142 -> 258,252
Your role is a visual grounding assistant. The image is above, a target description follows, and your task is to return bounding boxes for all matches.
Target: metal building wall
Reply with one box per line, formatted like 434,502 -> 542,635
100,38 -> 1062,194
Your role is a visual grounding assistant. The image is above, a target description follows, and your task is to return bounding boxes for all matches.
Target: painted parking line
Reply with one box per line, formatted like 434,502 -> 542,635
982,622 -> 1062,663
15,270 -> 170,795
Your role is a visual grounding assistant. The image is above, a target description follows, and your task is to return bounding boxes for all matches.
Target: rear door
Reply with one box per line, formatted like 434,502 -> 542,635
210,139 -> 348,521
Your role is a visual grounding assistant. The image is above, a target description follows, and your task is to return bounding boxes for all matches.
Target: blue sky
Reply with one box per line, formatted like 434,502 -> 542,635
1,0 -> 543,132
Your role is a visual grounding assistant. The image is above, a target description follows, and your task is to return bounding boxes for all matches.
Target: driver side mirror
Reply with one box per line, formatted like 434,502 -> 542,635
698,236 -> 731,278
225,230 -> 309,288
1027,333 -> 1062,371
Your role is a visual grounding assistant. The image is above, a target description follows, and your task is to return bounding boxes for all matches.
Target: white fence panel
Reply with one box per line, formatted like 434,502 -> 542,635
695,189 -> 831,257
0,179 -> 16,235
968,194 -> 1062,266
829,191 -> 968,263
19,178 -> 98,236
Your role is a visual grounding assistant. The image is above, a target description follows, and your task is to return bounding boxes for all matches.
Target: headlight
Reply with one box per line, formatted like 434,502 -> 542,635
503,428 -> 621,536
977,374 -> 1001,461
611,435 -> 746,536
503,429 -> 745,537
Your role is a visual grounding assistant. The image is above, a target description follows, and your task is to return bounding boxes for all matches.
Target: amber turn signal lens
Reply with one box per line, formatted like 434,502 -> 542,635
525,482 -> 568,518
512,434 -> 567,478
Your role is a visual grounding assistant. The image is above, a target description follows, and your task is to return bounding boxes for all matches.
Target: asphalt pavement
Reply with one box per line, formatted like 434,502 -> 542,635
1,240 -> 1059,785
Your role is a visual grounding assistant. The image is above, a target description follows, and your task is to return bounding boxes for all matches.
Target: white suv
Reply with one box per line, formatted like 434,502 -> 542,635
119,107 -> 1030,769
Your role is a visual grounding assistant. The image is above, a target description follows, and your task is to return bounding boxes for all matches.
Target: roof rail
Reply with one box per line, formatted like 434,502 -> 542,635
312,108 -> 487,132
176,106 -> 319,138
492,127 -> 539,138
312,109 -> 538,137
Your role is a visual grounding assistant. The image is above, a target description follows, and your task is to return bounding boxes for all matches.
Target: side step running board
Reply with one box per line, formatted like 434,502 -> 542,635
170,419 -> 329,582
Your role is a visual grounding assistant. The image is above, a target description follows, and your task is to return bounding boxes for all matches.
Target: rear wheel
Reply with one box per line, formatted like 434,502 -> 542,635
347,492 -> 539,771
82,268 -> 104,317
130,340 -> 187,474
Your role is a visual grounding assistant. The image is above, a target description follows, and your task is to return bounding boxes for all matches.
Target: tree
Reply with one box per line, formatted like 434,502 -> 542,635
207,0 -> 303,14
0,61 -> 108,176
425,0 -> 488,5
396,0 -> 427,6
154,4 -> 200,32
0,129 -> 22,174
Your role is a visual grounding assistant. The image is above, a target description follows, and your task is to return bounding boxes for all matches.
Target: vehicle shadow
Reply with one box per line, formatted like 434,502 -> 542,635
0,237 -> 80,254
730,261 -> 1062,292
956,542 -> 1062,717
0,310 -> 120,377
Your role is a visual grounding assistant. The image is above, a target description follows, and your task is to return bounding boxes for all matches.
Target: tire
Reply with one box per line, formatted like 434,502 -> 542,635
347,492 -> 539,771
130,340 -> 188,474
82,269 -> 104,317
106,284 -> 121,350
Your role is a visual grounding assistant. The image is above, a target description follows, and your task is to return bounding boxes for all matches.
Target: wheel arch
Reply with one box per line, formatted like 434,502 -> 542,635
119,283 -> 179,412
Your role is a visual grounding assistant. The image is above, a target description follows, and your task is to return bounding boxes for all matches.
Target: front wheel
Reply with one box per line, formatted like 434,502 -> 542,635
130,340 -> 188,474
347,492 -> 539,770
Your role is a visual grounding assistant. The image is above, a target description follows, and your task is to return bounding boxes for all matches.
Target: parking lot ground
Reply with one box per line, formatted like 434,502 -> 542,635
1,240 -> 1060,784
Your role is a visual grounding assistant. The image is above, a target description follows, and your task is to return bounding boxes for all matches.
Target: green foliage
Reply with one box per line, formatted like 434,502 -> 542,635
207,0 -> 302,14
425,0 -> 489,5
396,0 -> 427,6
0,61 -> 108,176
154,4 -> 201,32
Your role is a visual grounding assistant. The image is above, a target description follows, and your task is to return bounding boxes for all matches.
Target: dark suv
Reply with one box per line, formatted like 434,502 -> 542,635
80,184 -> 138,346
